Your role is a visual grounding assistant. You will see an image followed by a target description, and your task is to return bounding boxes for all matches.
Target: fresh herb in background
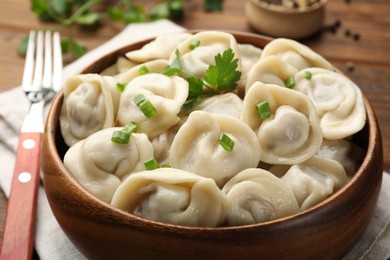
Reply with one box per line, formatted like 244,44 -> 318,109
204,0 -> 224,11
20,0 -> 224,59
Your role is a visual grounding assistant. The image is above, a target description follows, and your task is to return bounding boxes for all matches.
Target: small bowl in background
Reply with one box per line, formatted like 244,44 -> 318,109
245,0 -> 327,39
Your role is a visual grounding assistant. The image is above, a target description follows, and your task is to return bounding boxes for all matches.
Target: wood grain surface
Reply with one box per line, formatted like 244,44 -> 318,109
0,0 -> 389,248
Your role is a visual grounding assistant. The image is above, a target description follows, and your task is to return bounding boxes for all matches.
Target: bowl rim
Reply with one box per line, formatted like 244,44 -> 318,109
44,30 -> 382,234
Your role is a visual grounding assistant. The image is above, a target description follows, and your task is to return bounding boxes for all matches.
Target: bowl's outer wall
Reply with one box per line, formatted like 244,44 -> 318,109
42,32 -> 383,260
245,0 -> 326,39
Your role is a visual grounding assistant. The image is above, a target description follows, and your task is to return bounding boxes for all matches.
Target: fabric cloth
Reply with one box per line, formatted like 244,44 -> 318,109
0,20 -> 389,259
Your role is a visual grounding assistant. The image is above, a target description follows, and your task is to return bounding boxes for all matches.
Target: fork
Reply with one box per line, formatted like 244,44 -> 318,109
0,30 -> 62,260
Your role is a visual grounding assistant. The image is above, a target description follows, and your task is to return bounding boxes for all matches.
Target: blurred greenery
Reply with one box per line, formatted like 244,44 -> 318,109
20,0 -> 224,59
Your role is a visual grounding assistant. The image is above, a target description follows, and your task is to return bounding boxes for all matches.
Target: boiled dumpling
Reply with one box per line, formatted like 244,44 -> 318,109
260,38 -> 334,71
116,73 -> 189,138
149,120 -> 184,165
281,155 -> 350,210
245,55 -> 298,92
189,92 -> 243,119
240,82 -> 322,164
294,68 -> 366,139
101,56 -> 139,76
64,127 -> 154,203
316,138 -> 365,176
169,111 -> 261,187
115,59 -> 169,85
111,168 -> 226,227
125,32 -> 191,62
237,43 -> 263,95
169,31 -> 241,79
222,168 -> 300,226
60,74 -> 120,147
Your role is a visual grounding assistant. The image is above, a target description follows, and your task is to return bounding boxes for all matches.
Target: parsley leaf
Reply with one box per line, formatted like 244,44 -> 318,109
162,49 -> 183,76
162,48 -> 241,110
187,76 -> 204,98
204,48 -> 241,91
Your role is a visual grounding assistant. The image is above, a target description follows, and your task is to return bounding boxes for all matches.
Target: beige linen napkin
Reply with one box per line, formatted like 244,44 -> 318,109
0,20 -> 389,259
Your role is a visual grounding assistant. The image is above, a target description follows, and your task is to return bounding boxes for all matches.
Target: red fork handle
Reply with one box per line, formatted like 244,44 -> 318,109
0,132 -> 42,260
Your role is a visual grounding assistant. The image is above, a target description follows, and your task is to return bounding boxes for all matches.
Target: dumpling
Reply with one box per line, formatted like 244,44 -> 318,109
101,56 -> 139,76
60,74 -> 120,147
236,43 -> 263,95
149,121 -> 183,165
294,68 -> 366,139
169,31 -> 241,79
125,32 -> 192,62
222,168 -> 300,226
169,111 -> 261,187
111,168 -> 226,227
245,55 -> 298,92
281,156 -> 350,210
64,127 -> 154,203
189,93 -> 243,119
115,59 -> 169,85
240,82 -> 322,164
260,38 -> 334,71
316,138 -> 365,176
116,73 -> 189,138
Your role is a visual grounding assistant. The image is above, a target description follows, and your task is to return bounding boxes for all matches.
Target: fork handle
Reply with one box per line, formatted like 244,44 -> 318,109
0,132 -> 42,260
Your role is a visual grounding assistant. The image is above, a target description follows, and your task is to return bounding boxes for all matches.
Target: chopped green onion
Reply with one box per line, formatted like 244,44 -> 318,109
284,76 -> 296,89
122,121 -> 138,134
257,100 -> 271,120
133,93 -> 146,106
116,82 -> 126,92
304,71 -> 312,80
134,94 -> 157,118
144,158 -> 159,170
139,65 -> 149,75
161,163 -> 171,168
189,39 -> 201,50
111,130 -> 131,144
111,122 -> 138,144
219,133 -> 235,152
138,99 -> 157,118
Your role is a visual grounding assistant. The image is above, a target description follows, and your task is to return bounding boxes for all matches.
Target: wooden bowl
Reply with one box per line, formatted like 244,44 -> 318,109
42,31 -> 383,259
245,0 -> 327,39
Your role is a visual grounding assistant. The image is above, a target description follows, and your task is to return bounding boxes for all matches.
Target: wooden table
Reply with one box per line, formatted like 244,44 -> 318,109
1,0 -> 389,254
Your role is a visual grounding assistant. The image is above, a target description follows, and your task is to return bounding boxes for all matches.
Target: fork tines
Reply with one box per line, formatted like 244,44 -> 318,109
22,30 -> 62,96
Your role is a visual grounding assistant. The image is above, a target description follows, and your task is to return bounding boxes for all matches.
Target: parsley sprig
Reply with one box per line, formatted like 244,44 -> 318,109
163,48 -> 242,110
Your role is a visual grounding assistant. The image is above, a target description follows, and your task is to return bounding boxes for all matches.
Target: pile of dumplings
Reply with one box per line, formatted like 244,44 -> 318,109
60,31 -> 366,227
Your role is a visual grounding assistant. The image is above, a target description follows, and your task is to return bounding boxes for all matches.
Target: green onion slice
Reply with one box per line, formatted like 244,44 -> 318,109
144,158 -> 159,170
111,122 -> 138,144
122,121 -> 138,134
304,71 -> 312,80
133,94 -> 158,118
139,65 -> 149,75
284,76 -> 296,89
111,130 -> 131,144
133,93 -> 146,106
189,39 -> 201,50
116,82 -> 126,92
256,100 -> 271,120
139,99 -> 157,118
219,133 -> 235,152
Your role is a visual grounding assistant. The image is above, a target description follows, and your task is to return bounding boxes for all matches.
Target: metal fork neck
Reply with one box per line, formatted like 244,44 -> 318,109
20,101 -> 45,133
